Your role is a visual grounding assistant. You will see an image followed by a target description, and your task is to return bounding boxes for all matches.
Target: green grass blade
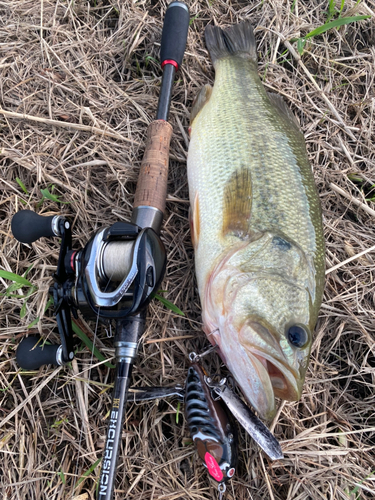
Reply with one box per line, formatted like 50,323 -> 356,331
297,38 -> 306,54
45,296 -> 53,311
350,470 -> 375,495
144,55 -> 159,67
40,187 -> 59,202
328,0 -> 336,20
189,14 -> 198,25
27,317 -> 40,328
51,417 -> 68,429
154,293 -> 185,316
176,400 -> 180,424
0,270 -> 33,286
6,282 -> 25,295
23,263 -> 34,278
71,321 -> 115,369
16,177 -> 29,194
40,188 -> 70,205
20,287 -> 36,319
75,458 -> 102,489
347,174 -> 364,183
57,470 -> 66,485
0,373 -> 17,392
20,302 -> 27,318
0,291 -> 28,298
40,187 -> 70,204
304,16 -> 371,39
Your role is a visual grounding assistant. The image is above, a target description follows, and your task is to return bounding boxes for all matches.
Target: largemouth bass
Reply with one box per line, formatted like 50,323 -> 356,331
187,22 -> 325,420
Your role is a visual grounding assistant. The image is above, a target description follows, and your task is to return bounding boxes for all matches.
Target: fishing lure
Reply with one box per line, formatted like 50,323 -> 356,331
185,361 -> 238,498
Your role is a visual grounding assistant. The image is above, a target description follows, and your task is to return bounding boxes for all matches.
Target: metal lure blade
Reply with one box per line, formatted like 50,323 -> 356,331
211,384 -> 283,461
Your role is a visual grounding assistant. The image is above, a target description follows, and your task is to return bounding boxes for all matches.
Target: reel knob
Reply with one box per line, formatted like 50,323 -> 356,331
16,335 -> 63,370
11,210 -> 64,244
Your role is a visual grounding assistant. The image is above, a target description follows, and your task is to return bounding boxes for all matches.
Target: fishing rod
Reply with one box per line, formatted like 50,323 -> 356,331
11,2 -> 190,499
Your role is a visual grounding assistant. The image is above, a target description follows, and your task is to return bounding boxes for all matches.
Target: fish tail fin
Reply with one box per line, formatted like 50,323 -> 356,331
205,21 -> 257,67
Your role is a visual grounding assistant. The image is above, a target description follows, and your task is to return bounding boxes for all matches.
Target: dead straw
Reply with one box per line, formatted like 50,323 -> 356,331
1,1 -> 374,499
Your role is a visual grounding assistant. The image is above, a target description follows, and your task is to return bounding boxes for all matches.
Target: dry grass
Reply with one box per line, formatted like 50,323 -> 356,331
1,1 -> 375,499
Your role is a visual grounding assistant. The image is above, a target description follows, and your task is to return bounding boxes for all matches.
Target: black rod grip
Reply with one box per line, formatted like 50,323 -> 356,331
12,210 -> 57,244
160,1 -> 189,70
16,336 -> 60,370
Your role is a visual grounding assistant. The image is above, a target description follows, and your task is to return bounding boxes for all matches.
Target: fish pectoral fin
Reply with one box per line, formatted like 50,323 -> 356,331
189,192 -> 201,248
222,167 -> 252,239
190,84 -> 213,127
267,92 -> 303,136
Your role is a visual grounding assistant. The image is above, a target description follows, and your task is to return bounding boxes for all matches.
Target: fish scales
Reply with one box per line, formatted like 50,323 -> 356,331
187,22 -> 325,419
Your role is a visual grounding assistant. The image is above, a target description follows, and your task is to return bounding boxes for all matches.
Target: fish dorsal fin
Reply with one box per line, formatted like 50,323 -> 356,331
190,84 -> 212,126
222,167 -> 252,238
267,92 -> 302,135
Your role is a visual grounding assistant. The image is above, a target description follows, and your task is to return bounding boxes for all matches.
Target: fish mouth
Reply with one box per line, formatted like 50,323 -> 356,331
217,321 -> 302,420
238,320 -> 301,410
218,341 -> 301,420
207,314 -> 304,419
251,350 -> 300,402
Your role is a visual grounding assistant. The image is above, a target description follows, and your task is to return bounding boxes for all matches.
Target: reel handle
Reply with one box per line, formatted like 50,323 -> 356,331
16,336 -> 61,370
11,210 -> 61,244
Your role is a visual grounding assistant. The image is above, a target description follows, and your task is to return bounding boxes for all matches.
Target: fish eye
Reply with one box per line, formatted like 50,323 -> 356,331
287,325 -> 309,348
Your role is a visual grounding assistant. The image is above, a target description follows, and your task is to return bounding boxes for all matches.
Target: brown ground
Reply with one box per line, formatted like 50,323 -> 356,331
1,1 -> 375,499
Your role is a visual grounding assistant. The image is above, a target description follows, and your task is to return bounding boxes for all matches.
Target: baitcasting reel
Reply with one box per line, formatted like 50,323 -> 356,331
12,209 -> 166,369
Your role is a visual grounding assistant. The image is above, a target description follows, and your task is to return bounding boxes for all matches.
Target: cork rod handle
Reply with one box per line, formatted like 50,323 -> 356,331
133,120 -> 173,214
